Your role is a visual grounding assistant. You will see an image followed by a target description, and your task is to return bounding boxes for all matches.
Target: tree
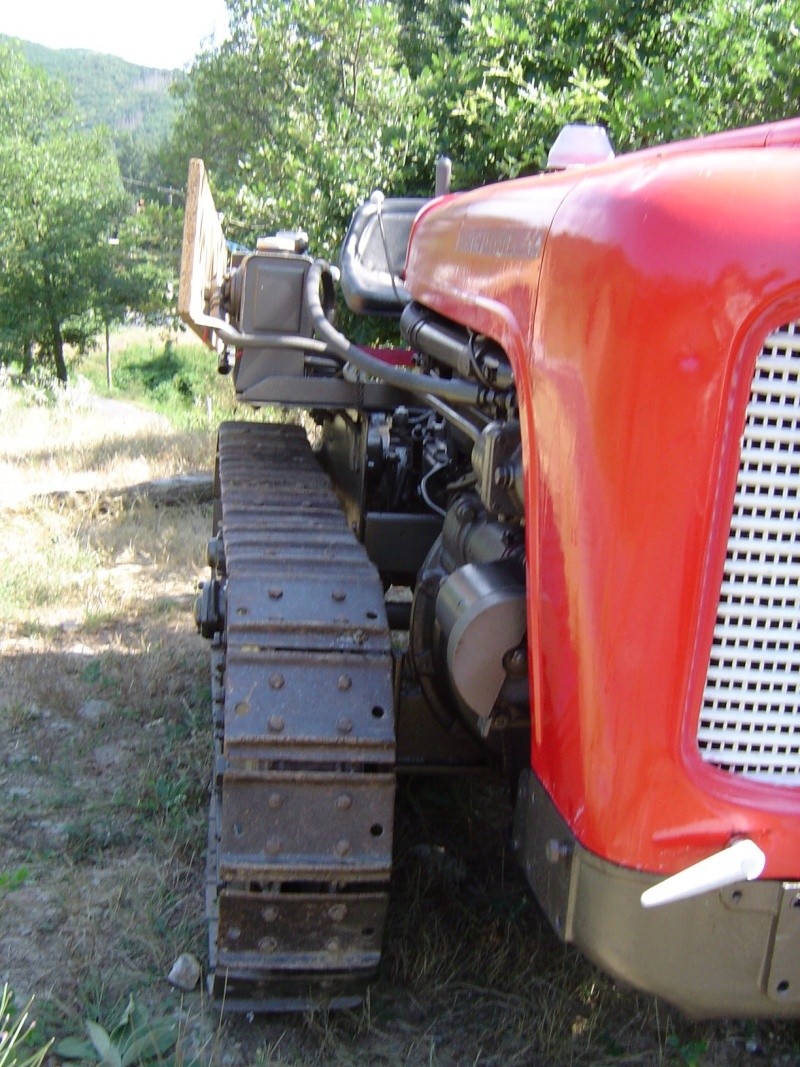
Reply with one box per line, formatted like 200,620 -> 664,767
165,0 -> 800,260
0,44 -> 133,383
165,0 -> 424,256
403,0 -> 800,183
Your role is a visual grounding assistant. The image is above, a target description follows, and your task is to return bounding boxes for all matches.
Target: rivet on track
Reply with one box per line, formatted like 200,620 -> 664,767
259,937 -> 278,953
331,590 -> 346,602
234,701 -> 249,717
266,837 -> 281,855
262,906 -> 278,922
268,588 -> 283,600
337,717 -> 353,734
336,793 -> 353,811
269,673 -> 285,690
337,675 -> 352,691
268,792 -> 283,810
329,904 -> 347,922
335,839 -> 351,856
268,715 -> 285,732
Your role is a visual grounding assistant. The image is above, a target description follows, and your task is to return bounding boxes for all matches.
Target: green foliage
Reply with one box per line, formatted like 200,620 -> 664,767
3,36 -> 179,188
54,995 -> 179,1067
166,0 -> 424,256
78,332 -> 243,428
0,985 -> 51,1067
165,0 -> 800,254
0,44 -> 171,382
0,866 -> 29,896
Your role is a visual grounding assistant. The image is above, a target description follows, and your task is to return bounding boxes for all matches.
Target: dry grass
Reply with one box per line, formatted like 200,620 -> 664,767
1,379 -> 799,1066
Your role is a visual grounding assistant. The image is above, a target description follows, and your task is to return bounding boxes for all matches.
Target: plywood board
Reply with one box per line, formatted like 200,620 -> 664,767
178,158 -> 228,352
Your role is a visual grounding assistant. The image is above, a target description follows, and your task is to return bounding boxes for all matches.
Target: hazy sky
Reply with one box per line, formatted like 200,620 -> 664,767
0,0 -> 230,70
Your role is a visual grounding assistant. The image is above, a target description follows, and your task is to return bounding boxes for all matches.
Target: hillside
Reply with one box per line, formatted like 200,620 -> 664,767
1,35 -> 179,164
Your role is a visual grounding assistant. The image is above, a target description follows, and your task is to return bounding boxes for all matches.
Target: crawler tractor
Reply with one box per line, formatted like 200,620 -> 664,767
179,118 -> 800,1018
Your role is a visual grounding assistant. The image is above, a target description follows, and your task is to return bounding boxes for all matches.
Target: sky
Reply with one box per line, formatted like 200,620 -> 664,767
0,0 -> 230,71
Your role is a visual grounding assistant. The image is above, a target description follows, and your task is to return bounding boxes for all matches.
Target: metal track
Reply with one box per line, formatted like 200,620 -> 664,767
204,421 -> 395,1011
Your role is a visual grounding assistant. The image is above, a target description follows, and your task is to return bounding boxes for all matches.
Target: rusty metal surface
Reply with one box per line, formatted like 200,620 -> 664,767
205,421 -> 395,1010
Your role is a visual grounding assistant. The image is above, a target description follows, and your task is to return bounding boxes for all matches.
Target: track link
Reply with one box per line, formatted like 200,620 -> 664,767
203,421 -> 395,1011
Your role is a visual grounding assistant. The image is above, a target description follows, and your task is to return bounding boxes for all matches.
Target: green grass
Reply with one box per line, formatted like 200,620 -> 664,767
77,329 -> 243,429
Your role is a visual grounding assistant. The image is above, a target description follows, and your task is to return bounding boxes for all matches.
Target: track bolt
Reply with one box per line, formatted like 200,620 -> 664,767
335,839 -> 351,856
268,792 -> 283,810
268,715 -> 285,733
337,717 -> 353,734
327,938 -> 341,952
259,937 -> 277,953
503,647 -> 528,676
337,675 -> 352,691
329,904 -> 347,922
266,837 -> 281,855
268,588 -> 283,600
332,590 -> 347,602
262,906 -> 278,922
336,793 -> 353,811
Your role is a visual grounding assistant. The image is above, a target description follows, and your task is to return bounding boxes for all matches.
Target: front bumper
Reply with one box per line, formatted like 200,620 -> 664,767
513,771 -> 800,1018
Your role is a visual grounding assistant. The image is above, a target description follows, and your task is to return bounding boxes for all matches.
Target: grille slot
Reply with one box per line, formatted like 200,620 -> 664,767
697,321 -> 800,785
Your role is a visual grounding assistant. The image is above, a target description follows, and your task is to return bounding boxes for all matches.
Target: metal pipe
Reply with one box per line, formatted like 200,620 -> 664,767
190,310 -> 333,353
305,260 -> 485,406
422,393 -> 481,443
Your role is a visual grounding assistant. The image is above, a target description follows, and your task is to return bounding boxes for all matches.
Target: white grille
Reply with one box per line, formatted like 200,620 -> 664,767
697,321 -> 800,785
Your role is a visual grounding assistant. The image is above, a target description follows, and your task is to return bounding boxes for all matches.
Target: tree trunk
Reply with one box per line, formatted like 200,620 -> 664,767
105,321 -> 112,390
53,324 -> 67,385
22,342 -> 34,377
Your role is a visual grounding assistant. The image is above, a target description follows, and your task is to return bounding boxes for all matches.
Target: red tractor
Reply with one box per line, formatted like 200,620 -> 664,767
180,117 -> 800,1018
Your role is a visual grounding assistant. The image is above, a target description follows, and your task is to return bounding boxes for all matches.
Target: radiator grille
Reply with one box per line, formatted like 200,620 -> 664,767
697,321 -> 800,785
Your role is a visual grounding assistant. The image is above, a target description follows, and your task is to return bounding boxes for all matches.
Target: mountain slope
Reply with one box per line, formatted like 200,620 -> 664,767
2,35 -> 179,145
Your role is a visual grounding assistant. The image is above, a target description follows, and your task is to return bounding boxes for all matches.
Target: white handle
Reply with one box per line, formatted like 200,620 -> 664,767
640,839 -> 766,909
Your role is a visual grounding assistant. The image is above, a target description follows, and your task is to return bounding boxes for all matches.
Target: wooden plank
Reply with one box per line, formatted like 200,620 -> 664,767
178,158 -> 229,353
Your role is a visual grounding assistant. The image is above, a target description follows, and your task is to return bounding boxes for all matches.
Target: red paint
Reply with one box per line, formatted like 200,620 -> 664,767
404,119 -> 800,878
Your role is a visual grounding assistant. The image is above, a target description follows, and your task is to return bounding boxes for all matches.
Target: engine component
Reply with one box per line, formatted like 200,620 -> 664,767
435,560 -> 527,720
410,491 -> 528,762
471,420 -> 524,518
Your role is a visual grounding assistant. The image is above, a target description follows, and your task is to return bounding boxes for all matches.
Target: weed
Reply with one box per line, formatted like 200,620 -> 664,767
666,1033 -> 709,1065
0,866 -> 29,896
0,984 -> 51,1067
55,994 -> 181,1067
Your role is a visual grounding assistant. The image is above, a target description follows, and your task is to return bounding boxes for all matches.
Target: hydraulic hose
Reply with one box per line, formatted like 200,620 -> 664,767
305,259 -> 485,406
